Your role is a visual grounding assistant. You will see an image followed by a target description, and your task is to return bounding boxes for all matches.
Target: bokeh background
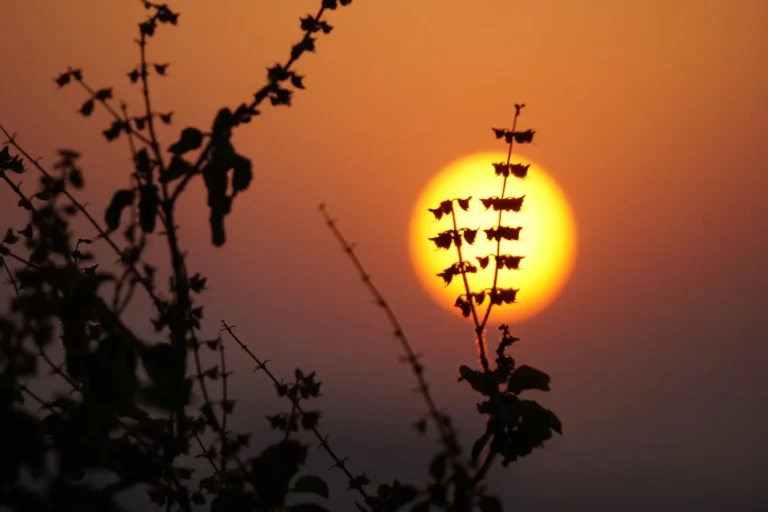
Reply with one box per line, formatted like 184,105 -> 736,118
1,1 -> 767,510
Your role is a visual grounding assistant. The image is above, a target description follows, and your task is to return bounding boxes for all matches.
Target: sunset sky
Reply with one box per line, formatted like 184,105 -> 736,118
1,1 -> 767,510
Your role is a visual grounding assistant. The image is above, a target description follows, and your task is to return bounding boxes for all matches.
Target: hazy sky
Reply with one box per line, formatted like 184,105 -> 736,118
1,1 -> 767,510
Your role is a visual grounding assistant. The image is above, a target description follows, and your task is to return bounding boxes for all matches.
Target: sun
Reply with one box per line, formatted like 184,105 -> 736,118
408,152 -> 577,324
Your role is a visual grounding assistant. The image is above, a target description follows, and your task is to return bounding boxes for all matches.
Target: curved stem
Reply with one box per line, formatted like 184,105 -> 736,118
449,209 -> 490,373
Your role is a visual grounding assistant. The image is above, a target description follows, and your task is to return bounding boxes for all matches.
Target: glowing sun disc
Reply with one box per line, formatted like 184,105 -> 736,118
409,152 -> 577,324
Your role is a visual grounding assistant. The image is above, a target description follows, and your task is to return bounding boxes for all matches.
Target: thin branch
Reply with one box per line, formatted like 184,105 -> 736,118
72,74 -> 153,148
282,377 -> 300,443
1,252 -> 20,297
194,432 -> 223,482
220,320 -> 373,508
218,339 -> 231,475
0,127 -> 164,312
478,109 -> 522,332
318,203 -> 461,455
449,208 -> 490,373
171,4 -> 329,202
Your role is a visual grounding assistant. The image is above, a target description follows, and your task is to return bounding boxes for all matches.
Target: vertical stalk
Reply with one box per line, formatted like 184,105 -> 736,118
449,209 -> 490,373
479,110 -> 521,331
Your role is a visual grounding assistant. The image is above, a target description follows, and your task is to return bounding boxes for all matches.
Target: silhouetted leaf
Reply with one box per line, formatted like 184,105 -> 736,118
168,127 -> 203,155
301,410 -> 321,430
104,189 -> 135,231
68,168 -> 84,188
428,207 -> 444,220
491,127 -> 505,139
128,69 -> 140,83
103,120 -> 125,141
212,108 -> 236,134
294,475 -> 329,499
231,154 -> 252,193
94,88 -> 112,101
3,228 -> 19,245
458,365 -> 496,396
463,228 -> 477,244
161,155 -> 189,183
268,64 -> 290,82
159,111 -> 173,124
190,273 -> 207,293
507,365 -> 551,395
513,129 -> 535,143
79,99 -> 95,117
471,428 -> 492,462
454,296 -> 471,318
210,211 -> 226,247
489,287 -> 518,306
18,224 -> 33,239
484,226 -> 522,242
456,196 -> 471,211
429,230 -> 457,250
138,185 -> 159,233
510,163 -> 530,178
54,72 -> 71,87
134,148 -> 152,178
501,255 -> 524,269
348,473 -> 370,491
300,16 -> 317,32
0,147 -> 24,173
140,20 -> 156,37
291,74 -> 306,89
154,63 -> 169,75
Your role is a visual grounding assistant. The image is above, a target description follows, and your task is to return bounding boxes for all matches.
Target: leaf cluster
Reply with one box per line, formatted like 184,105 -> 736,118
462,326 -> 561,467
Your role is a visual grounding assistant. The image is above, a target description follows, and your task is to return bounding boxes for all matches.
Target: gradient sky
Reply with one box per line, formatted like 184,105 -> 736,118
2,1 -> 767,510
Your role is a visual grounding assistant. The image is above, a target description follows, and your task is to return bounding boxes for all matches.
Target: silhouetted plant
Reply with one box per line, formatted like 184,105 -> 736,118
426,105 -> 562,476
0,2 -> 559,511
317,106 -> 562,510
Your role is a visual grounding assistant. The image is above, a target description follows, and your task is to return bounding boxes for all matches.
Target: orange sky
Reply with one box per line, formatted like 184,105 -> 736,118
2,1 -> 768,509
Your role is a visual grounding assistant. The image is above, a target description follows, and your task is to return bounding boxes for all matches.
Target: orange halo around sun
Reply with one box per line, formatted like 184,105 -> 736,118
408,152 -> 577,324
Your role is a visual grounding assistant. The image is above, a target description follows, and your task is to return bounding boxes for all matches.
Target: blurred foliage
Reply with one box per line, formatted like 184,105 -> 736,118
0,3 -> 559,512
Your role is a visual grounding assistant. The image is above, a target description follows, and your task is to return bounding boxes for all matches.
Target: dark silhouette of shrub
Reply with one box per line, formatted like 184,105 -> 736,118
0,3 -> 559,511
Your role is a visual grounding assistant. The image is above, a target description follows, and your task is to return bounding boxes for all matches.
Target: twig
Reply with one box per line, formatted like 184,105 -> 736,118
1,253 -> 20,297
0,127 -> 163,312
317,203 -> 461,455
194,432 -> 223,482
218,339 -> 231,474
72,75 -> 152,148
478,108 -> 522,332
448,207 -> 490,372
172,3 -> 330,202
220,320 -> 373,508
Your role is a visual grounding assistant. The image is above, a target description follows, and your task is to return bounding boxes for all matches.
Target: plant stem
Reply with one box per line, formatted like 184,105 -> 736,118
0,125 -> 163,311
220,321 -> 373,508
171,4 -> 329,203
319,203 -> 461,455
479,113 -> 520,332
449,209 -> 490,373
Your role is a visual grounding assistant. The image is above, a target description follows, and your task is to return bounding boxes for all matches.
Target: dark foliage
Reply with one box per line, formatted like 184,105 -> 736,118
1,4 -> 559,512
